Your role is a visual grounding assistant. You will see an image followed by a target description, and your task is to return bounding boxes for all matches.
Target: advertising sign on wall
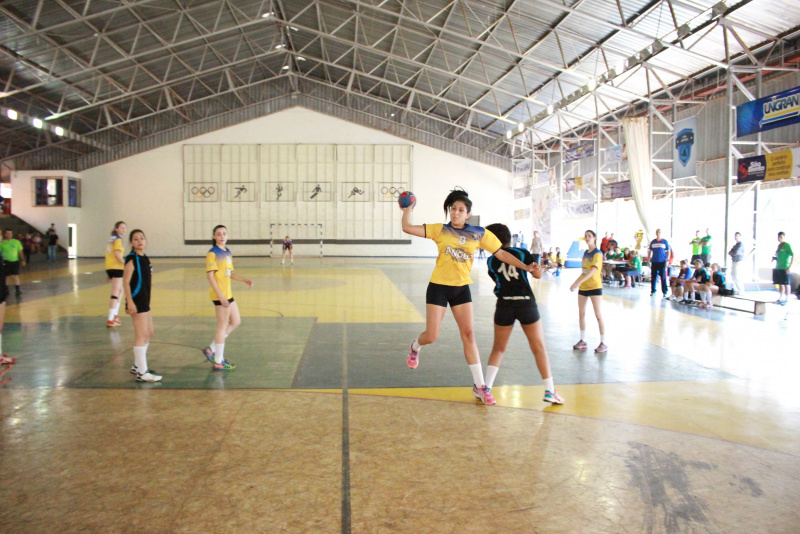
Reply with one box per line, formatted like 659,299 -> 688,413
565,141 -> 595,163
737,148 -> 800,183
601,180 -> 632,200
736,85 -> 800,137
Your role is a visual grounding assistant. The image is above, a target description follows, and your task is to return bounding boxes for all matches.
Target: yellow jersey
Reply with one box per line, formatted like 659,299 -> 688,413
425,223 -> 502,286
206,246 -> 234,300
105,235 -> 124,270
579,248 -> 604,291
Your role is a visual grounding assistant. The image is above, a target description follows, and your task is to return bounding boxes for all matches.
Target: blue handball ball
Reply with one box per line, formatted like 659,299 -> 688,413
398,191 -> 416,209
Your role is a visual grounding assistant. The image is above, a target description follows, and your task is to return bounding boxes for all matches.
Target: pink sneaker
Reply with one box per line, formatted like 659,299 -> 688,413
594,343 -> 608,353
573,340 -> 588,350
472,384 -> 496,405
407,342 -> 420,369
543,389 -> 564,404
0,355 -> 16,365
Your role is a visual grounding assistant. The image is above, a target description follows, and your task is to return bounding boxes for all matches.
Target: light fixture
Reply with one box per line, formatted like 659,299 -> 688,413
289,26 -> 298,31
546,104 -> 554,114
261,12 -> 274,18
282,65 -> 290,70
297,56 -> 306,61
505,130 -> 512,139
517,122 -> 525,133
33,118 -> 43,128
6,109 -> 17,120
55,126 -> 64,136
275,44 -> 286,49
587,78 -> 596,90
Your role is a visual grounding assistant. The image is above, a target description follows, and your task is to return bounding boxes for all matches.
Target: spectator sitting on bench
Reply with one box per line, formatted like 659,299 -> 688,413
667,260 -> 693,301
681,260 -> 712,307
620,249 -> 642,288
546,247 -> 564,276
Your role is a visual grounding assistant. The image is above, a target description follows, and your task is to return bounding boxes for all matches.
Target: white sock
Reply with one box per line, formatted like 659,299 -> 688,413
580,330 -> 586,341
215,343 -> 225,364
485,365 -> 499,389
600,334 -> 605,344
108,307 -> 115,321
469,363 -> 485,388
113,301 -> 120,316
543,377 -> 554,392
411,339 -> 421,351
705,291 -> 712,304
689,291 -> 695,300
134,345 -> 147,374
209,341 -> 216,353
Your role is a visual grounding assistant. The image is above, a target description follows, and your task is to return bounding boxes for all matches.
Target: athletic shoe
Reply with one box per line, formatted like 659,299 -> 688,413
650,292 -> 656,297
0,355 -> 16,364
573,340 -> 588,350
472,384 -> 496,405
407,342 -> 420,369
594,343 -> 608,353
202,346 -> 215,363
113,315 -> 121,326
212,360 -> 236,370
663,293 -> 668,298
130,365 -> 158,375
136,370 -> 162,382
281,260 -> 285,265
543,390 -> 564,404
106,320 -> 118,328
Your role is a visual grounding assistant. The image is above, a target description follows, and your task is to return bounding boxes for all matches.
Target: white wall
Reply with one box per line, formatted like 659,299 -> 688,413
72,108 -> 511,258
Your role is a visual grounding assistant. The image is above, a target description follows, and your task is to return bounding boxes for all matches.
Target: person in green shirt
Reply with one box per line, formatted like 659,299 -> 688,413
772,232 -> 794,305
699,229 -> 712,265
622,250 -> 642,288
690,230 -> 702,265
0,229 -> 25,296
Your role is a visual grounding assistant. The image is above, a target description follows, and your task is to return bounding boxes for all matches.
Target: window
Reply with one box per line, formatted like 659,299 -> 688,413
34,178 -> 63,206
68,179 -> 81,207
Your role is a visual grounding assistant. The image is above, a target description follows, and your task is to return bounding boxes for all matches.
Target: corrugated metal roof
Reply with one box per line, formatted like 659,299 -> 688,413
0,0 -> 797,170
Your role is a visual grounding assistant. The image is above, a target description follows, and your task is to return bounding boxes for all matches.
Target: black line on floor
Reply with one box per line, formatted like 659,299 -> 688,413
341,320 -> 352,534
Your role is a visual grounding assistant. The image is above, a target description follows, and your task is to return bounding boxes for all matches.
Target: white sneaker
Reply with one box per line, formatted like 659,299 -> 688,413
281,260 -> 285,265
136,370 -> 162,382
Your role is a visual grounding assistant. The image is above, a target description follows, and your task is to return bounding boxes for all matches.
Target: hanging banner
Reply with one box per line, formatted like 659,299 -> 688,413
565,141 -> 595,163
605,144 -> 624,164
736,85 -> 800,137
513,159 -> 532,199
601,180 -> 632,200
564,200 -> 595,219
672,116 -> 698,179
531,184 -> 552,244
536,169 -> 551,184
737,148 -> 800,183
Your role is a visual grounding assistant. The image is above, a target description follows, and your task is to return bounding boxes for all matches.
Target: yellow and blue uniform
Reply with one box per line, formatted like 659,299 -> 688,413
424,223 -> 502,286
579,248 -> 604,291
105,235 -> 124,270
206,245 -> 234,301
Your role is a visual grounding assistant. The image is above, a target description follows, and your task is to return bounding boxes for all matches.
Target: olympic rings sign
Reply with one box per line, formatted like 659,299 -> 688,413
188,183 -> 218,202
378,183 -> 407,201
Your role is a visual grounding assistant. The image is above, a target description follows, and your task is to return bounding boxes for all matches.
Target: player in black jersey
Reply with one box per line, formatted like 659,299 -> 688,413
485,224 -> 563,404
123,230 -> 161,382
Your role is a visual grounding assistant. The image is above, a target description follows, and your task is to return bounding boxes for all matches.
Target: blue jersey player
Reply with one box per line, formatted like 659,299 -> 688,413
484,224 -> 563,404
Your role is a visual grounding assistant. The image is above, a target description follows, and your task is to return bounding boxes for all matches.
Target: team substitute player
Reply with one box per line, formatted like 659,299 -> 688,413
401,189 -> 536,406
569,230 -> 607,353
485,223 -> 563,405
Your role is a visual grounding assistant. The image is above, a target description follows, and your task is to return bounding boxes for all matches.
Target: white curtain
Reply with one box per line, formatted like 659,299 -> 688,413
622,117 -> 653,244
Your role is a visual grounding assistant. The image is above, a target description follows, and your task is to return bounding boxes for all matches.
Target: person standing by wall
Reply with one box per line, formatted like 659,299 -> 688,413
0,229 -> 25,297
46,224 -> 59,262
529,230 -> 544,265
728,232 -> 745,295
647,229 -> 670,297
600,232 -> 609,254
700,229 -> 712,265
772,232 -> 794,305
690,230 -> 702,265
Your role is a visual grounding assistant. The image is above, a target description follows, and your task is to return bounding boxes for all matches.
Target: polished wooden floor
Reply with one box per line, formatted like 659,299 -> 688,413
1,256 -> 799,533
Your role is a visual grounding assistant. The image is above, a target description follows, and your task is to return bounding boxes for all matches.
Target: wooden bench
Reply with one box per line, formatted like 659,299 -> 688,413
711,294 -> 768,315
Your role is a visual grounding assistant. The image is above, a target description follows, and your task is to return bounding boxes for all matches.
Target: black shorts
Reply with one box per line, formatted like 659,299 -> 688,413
494,299 -> 540,327
578,288 -> 603,297
283,243 -> 292,250
127,295 -> 150,314
106,269 -> 123,279
425,282 -> 472,307
213,297 -> 235,306
0,285 -> 7,304
5,261 -> 20,276
773,269 -> 789,285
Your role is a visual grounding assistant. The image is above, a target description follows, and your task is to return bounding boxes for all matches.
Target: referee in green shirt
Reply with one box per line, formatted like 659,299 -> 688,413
773,232 -> 794,305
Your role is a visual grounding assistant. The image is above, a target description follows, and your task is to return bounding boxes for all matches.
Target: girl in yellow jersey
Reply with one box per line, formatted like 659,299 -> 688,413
104,221 -> 126,327
202,225 -> 253,370
401,189 -> 536,405
569,230 -> 607,353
